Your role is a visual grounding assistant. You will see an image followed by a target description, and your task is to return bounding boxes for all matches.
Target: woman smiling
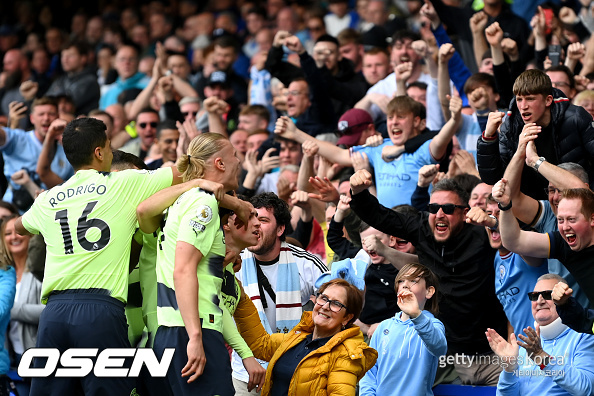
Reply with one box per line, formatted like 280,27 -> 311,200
233,278 -> 377,396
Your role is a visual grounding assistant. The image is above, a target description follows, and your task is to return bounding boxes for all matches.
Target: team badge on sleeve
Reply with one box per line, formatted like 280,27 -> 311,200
196,205 -> 213,224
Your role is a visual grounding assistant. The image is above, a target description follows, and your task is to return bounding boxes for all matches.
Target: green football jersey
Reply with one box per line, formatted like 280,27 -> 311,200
156,188 -> 226,333
139,230 -> 159,346
21,168 -> 173,303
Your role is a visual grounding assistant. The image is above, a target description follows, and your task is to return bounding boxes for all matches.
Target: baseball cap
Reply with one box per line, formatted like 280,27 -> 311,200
361,26 -> 389,51
336,109 -> 373,147
207,71 -> 230,88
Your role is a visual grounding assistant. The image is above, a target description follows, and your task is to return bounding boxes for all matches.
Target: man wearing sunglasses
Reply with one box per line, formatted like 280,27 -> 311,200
486,274 -> 594,396
349,170 -> 508,386
120,108 -> 160,161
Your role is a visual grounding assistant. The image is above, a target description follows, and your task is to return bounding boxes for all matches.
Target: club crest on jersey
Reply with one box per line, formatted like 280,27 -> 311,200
196,205 -> 213,224
499,265 -> 506,281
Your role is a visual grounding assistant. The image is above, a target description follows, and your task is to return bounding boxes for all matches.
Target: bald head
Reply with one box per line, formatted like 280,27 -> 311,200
3,49 -> 25,74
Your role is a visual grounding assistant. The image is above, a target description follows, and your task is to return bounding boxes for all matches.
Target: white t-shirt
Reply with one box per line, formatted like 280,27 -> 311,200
231,245 -> 327,382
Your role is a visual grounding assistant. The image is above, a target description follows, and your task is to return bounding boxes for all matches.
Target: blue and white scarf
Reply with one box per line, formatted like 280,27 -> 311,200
238,242 -> 302,334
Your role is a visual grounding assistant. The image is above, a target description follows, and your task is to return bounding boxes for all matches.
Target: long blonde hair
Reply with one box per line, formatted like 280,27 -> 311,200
176,133 -> 228,182
0,216 -> 17,271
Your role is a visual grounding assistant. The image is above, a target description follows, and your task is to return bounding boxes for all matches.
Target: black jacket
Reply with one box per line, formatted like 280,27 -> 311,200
350,189 -> 507,355
477,88 -> 594,200
295,52 -> 337,136
557,297 -> 594,335
45,67 -> 100,115
327,218 -> 362,262
318,58 -> 369,117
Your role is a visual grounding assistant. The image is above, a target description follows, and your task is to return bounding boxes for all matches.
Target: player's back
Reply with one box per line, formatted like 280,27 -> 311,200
21,168 -> 172,303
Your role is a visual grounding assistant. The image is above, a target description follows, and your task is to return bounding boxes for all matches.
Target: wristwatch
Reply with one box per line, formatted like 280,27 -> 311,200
488,214 -> 499,231
533,156 -> 546,172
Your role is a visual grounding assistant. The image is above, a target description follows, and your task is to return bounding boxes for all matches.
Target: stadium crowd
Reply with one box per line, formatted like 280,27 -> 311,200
1,0 -> 594,395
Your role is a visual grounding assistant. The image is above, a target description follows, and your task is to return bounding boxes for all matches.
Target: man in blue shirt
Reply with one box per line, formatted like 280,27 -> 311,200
487,274 -> 594,396
99,45 -> 150,109
0,97 -> 73,210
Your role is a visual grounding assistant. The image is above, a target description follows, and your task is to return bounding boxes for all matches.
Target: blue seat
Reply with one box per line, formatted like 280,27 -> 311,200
433,384 -> 497,396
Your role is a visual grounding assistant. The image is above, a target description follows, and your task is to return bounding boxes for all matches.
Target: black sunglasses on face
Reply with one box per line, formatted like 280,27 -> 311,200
138,122 -> 158,128
527,290 -> 553,301
427,203 -> 467,214
182,111 -> 198,117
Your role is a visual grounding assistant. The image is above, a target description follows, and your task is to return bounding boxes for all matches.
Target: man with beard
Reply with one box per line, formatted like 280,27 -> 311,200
1,49 -> 32,129
232,192 -> 327,395
349,170 -> 508,385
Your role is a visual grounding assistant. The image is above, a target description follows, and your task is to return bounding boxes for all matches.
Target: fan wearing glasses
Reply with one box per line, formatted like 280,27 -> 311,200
232,278 -> 377,396
486,274 -> 594,395
120,108 -> 159,161
349,170 -> 509,386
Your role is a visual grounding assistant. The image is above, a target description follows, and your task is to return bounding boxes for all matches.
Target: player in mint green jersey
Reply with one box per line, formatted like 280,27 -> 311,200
139,133 -> 245,396
14,117 -> 183,396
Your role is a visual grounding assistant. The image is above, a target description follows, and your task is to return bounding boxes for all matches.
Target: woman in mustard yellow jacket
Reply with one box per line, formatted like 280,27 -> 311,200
233,278 -> 378,396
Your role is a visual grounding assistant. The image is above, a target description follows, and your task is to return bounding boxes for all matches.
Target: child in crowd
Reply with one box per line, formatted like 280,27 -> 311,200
359,263 -> 447,396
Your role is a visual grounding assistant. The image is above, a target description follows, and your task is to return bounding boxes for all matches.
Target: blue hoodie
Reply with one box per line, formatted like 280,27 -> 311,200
99,72 -> 150,109
359,311 -> 447,396
0,266 -> 16,375
497,320 -> 594,396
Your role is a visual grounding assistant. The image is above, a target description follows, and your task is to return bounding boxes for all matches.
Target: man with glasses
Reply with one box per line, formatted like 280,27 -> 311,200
178,96 -> 201,124
349,173 -> 508,385
120,108 -> 159,161
498,134 -> 591,310
267,30 -> 337,137
486,274 -> 594,395
546,65 -> 576,100
285,33 -> 368,124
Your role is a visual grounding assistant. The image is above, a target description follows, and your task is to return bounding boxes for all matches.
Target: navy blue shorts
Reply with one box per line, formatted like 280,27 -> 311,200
152,326 -> 234,396
29,292 -> 136,396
